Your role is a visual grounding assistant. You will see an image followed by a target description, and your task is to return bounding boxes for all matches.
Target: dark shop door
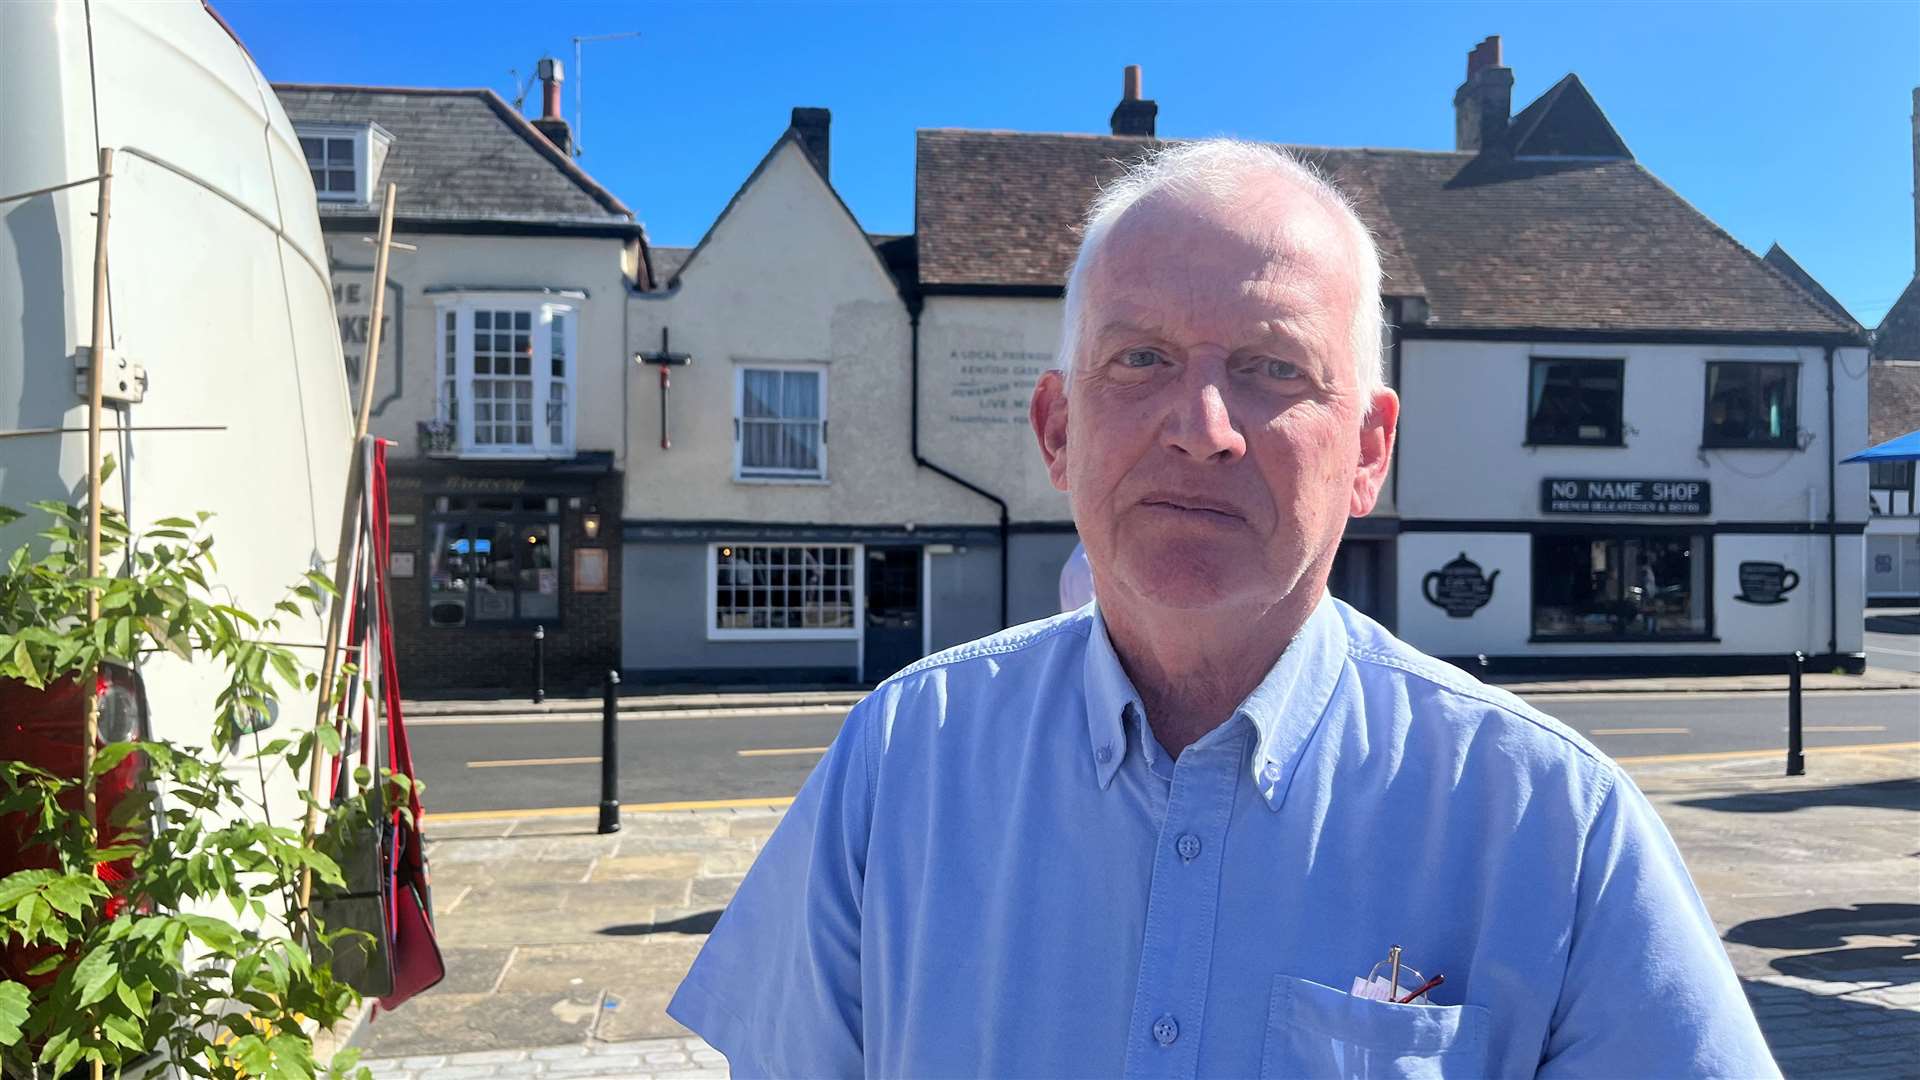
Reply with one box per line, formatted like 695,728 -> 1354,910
864,546 -> 922,683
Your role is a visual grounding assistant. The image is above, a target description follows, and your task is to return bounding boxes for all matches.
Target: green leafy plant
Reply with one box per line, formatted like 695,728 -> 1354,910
0,480 -> 395,1079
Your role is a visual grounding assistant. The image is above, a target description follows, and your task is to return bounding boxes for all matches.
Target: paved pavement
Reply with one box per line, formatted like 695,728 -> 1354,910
340,742 -> 1920,1079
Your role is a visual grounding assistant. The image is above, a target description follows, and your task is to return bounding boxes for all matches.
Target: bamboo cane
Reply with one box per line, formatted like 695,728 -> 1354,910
82,148 -> 114,845
297,183 -> 397,939
82,146 -> 114,1080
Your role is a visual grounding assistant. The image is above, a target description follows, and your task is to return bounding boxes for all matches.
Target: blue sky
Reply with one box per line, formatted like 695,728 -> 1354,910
224,1 -> 1917,327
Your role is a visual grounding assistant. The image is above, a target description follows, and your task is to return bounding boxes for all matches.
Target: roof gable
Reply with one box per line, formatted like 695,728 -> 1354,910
1875,276 -> 1920,362
272,84 -> 634,228
1507,75 -> 1632,160
670,131 -> 901,297
1763,244 -> 1859,326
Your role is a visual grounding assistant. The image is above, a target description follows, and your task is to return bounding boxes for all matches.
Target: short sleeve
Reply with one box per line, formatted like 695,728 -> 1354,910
666,695 -> 876,1078
1538,770 -> 1779,1078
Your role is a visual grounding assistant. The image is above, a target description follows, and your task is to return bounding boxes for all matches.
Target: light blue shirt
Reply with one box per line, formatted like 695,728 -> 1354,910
669,596 -> 1776,1078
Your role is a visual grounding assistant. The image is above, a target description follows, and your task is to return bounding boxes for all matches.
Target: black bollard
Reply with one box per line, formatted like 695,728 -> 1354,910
532,624 -> 546,705
598,669 -> 621,835
1786,651 -> 1805,777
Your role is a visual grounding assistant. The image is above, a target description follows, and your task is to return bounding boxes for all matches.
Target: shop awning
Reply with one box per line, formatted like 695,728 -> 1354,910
1842,428 -> 1920,463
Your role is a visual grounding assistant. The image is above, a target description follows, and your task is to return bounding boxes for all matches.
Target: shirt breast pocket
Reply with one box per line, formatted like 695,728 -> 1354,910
1261,974 -> 1490,1080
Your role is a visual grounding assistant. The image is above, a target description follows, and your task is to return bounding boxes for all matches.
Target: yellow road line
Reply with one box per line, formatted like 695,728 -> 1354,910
425,795 -> 796,824
737,746 -> 830,758
467,756 -> 600,769
1615,740 -> 1920,766
1802,725 -> 1888,733
1590,727 -> 1690,736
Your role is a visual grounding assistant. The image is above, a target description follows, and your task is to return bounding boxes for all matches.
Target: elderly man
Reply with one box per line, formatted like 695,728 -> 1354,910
669,140 -> 1775,1077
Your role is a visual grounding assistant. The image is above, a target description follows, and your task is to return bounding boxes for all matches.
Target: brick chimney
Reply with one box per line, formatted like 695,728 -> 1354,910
1453,36 -> 1513,153
1110,65 -> 1158,138
532,57 -> 571,155
792,107 -> 831,179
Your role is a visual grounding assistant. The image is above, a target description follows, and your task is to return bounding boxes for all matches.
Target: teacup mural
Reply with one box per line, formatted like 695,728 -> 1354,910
1735,561 -> 1799,605
1423,552 -> 1498,618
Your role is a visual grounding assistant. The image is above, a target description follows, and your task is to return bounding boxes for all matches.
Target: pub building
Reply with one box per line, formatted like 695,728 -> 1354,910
278,63 -> 652,693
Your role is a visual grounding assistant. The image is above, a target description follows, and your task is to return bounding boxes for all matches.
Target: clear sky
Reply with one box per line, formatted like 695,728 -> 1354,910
223,0 -> 1917,328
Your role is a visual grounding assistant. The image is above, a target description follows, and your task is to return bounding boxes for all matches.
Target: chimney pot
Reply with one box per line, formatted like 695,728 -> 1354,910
537,57 -> 564,121
1110,64 -> 1158,138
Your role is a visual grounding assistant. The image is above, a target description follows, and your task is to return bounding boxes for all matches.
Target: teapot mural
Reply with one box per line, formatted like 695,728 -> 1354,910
1423,553 -> 1498,618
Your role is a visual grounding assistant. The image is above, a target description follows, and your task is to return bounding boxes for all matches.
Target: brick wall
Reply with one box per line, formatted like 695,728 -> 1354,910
385,462 -> 623,697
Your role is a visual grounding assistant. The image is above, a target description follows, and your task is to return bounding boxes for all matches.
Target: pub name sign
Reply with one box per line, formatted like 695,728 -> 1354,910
1541,478 -> 1711,516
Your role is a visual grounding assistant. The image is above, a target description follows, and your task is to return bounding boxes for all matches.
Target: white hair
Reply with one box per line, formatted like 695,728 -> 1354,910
1055,139 -> 1386,400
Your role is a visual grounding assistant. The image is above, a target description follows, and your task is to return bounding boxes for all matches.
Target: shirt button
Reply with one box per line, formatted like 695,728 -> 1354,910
1152,1014 -> 1179,1046
1095,744 -> 1113,764
1176,833 -> 1202,861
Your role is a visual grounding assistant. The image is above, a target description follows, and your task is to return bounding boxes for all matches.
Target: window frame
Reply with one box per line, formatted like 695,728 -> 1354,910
294,122 -> 381,204
433,296 -> 580,459
1528,527 -> 1716,644
705,542 -> 863,642
423,495 -> 565,630
1700,361 -> 1801,450
1869,459 -> 1916,517
732,364 -> 829,483
1524,356 -> 1626,448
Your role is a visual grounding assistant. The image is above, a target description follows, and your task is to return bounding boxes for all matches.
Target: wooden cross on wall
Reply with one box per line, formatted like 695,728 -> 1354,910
636,327 -> 692,449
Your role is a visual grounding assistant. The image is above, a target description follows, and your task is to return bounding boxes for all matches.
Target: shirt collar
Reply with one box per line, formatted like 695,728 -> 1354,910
1082,593 -> 1349,809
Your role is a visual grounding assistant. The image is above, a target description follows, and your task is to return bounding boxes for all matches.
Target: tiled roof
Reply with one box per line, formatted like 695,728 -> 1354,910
650,246 -> 694,283
1870,361 -> 1920,444
272,85 -> 635,229
915,129 -> 1858,337
1874,276 -> 1920,363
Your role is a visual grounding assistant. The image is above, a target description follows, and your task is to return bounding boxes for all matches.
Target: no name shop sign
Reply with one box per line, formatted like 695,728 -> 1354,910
1541,478 -> 1711,515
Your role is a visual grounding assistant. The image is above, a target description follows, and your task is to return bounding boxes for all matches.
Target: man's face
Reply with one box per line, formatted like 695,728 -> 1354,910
1030,185 -> 1397,617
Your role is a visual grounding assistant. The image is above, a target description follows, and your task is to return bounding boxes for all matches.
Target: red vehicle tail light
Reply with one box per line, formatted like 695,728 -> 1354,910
0,663 -> 153,986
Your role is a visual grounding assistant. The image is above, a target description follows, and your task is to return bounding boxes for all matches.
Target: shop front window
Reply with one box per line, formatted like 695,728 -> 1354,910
1532,533 -> 1709,640
709,543 -> 856,638
426,495 -> 561,627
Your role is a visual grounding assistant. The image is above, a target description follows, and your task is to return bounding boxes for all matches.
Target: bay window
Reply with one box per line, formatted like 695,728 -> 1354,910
434,298 -> 578,457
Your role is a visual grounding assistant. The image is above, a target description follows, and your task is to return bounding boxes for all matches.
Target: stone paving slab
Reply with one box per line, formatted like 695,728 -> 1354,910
349,752 -> 1917,1079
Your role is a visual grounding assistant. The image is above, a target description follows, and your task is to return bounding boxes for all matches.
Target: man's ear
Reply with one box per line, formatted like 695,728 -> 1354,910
1031,369 -> 1071,493
1349,386 -> 1399,517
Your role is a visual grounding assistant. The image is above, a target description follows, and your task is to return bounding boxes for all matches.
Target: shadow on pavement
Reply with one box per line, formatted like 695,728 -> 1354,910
1864,614 -> 1920,635
1725,903 -> 1920,951
1676,780 -> 1920,815
600,909 -> 723,937
1742,978 -> 1918,1077
1727,905 -> 1920,1076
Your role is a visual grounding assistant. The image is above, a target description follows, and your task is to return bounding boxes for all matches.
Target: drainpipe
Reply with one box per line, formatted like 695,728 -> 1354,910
908,295 -> 1010,627
1825,344 -> 1837,660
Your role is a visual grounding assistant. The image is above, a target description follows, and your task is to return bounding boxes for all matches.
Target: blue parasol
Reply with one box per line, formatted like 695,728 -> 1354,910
1841,428 -> 1920,464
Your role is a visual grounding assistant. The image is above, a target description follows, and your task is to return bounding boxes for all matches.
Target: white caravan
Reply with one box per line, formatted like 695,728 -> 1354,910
0,0 -> 352,859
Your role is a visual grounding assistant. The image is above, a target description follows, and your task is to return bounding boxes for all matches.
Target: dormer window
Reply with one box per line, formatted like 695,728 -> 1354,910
294,122 -> 392,204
